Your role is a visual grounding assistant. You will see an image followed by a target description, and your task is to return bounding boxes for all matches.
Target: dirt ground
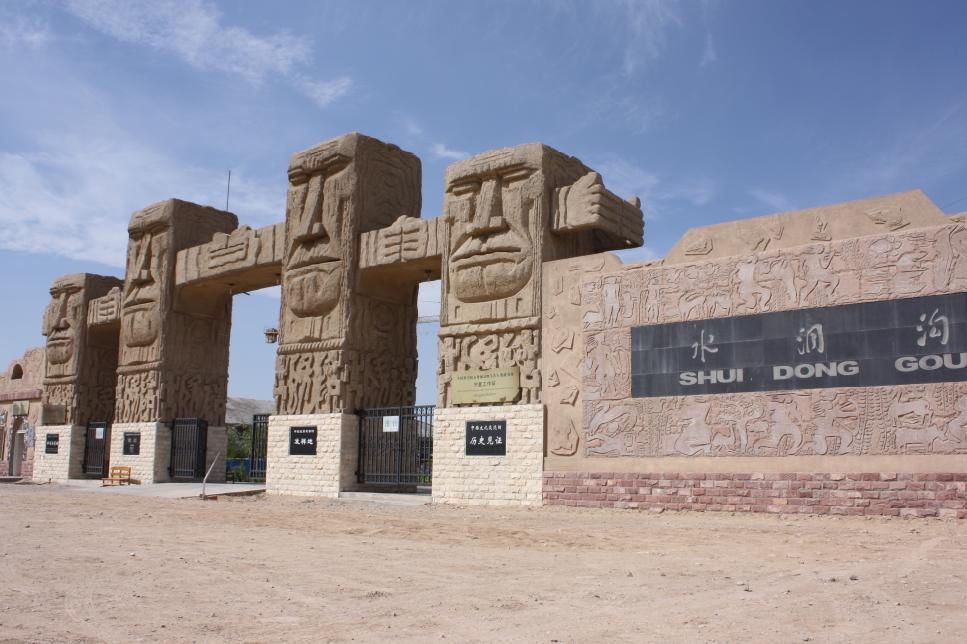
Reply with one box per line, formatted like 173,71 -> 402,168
1,485 -> 966,644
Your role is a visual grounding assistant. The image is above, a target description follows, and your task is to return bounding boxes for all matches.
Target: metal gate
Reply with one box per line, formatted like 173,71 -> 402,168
83,421 -> 110,477
250,413 -> 268,481
169,418 -> 208,480
357,406 -> 433,486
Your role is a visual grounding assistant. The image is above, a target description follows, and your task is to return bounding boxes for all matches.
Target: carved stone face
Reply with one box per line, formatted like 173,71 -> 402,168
122,208 -> 169,357
283,152 -> 352,319
43,275 -> 85,374
445,158 -> 537,303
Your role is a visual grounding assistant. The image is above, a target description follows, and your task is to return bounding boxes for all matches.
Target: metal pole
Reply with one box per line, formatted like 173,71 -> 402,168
201,451 -> 220,500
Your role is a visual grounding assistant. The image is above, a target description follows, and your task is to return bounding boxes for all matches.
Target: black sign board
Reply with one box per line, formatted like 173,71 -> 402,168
633,292 -> 967,397
465,420 -> 506,456
45,433 -> 59,454
289,426 -> 317,455
123,432 -> 141,455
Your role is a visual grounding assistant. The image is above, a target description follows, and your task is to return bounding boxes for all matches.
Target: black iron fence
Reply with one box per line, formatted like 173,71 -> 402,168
83,421 -> 109,477
357,406 -> 433,486
170,418 -> 208,480
250,413 -> 268,481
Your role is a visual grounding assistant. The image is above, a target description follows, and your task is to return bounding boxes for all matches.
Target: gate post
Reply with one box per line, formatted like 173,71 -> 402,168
268,134 -> 421,497
109,200 -> 237,484
36,273 -> 122,482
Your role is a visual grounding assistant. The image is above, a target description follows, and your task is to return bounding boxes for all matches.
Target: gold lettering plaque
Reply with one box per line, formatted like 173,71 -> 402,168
451,367 -> 521,405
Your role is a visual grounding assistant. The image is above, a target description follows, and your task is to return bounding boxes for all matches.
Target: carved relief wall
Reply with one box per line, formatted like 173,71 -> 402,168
115,199 -> 238,424
542,254 -> 624,457
438,144 -> 643,407
41,273 -> 122,425
568,221 -> 967,459
275,133 -> 422,415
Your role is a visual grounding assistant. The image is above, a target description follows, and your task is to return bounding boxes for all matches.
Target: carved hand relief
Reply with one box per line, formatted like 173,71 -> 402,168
88,287 -> 121,327
444,162 -> 536,304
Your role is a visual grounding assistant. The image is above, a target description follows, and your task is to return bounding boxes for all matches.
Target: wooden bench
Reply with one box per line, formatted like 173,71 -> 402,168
101,466 -> 132,486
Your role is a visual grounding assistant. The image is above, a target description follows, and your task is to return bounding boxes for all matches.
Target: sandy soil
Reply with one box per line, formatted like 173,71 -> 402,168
1,485 -> 965,644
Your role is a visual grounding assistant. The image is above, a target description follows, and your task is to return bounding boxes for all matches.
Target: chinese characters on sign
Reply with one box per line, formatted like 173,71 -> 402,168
289,426 -> 318,456
632,292 -> 967,397
465,420 -> 507,456
45,433 -> 59,454
123,432 -> 141,455
452,367 -> 521,405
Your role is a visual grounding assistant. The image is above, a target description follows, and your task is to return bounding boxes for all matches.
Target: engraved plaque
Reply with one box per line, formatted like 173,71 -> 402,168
452,367 -> 521,405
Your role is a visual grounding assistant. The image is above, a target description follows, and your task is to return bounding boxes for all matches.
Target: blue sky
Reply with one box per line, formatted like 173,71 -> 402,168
1,0 -> 965,404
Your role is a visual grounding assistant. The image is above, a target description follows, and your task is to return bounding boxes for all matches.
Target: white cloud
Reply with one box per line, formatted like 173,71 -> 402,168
63,0 -> 350,108
748,188 -> 793,213
0,13 -> 51,49
595,156 -> 661,204
431,143 -> 468,161
0,130 -> 283,269
294,75 -> 353,109
611,0 -> 682,75
700,32 -> 717,66
595,155 -> 715,219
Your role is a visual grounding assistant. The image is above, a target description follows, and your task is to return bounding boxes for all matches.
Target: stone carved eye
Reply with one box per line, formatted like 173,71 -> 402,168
449,179 -> 480,197
500,167 -> 533,188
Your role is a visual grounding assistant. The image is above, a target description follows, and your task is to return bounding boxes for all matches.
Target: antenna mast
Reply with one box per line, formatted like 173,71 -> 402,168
225,169 -> 232,211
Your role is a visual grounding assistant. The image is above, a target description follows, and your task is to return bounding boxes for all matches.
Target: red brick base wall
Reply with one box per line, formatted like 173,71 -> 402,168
543,472 -> 967,518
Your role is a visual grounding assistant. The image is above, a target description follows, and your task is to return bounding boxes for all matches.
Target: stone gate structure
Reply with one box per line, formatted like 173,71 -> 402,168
30,131 -> 967,517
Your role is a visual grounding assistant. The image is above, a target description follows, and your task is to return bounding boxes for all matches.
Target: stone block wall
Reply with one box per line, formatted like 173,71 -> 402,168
32,425 -> 76,482
265,413 -> 357,497
432,404 -> 544,506
543,471 -> 967,518
109,422 -> 168,483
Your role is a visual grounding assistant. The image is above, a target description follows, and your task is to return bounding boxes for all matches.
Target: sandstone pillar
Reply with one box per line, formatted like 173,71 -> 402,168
111,199 -> 237,482
35,273 -> 122,481
268,133 -> 422,495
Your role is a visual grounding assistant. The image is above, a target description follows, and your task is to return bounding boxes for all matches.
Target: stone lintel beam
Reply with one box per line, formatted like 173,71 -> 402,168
175,222 -> 285,292
359,215 -> 443,282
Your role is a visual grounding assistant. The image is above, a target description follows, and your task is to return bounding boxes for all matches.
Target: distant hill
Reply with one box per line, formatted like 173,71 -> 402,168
225,397 -> 275,425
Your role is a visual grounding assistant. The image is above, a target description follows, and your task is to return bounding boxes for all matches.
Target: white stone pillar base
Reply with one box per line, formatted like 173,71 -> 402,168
266,413 -> 358,497
432,404 -> 545,506
33,425 -> 80,483
109,422 -> 169,484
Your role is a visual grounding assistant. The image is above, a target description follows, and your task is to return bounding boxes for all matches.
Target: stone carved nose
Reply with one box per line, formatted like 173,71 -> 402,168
470,179 -> 506,236
130,238 -> 154,285
295,174 -> 330,244
52,295 -> 70,329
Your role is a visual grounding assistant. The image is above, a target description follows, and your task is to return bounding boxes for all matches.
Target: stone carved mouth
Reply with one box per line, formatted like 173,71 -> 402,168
287,246 -> 340,271
46,338 -> 74,365
451,246 -> 525,268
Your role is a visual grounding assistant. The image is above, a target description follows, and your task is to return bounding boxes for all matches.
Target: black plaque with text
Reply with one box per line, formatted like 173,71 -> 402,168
632,292 -> 967,397
44,433 -> 59,454
123,432 -> 141,455
465,420 -> 506,456
289,426 -> 318,456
